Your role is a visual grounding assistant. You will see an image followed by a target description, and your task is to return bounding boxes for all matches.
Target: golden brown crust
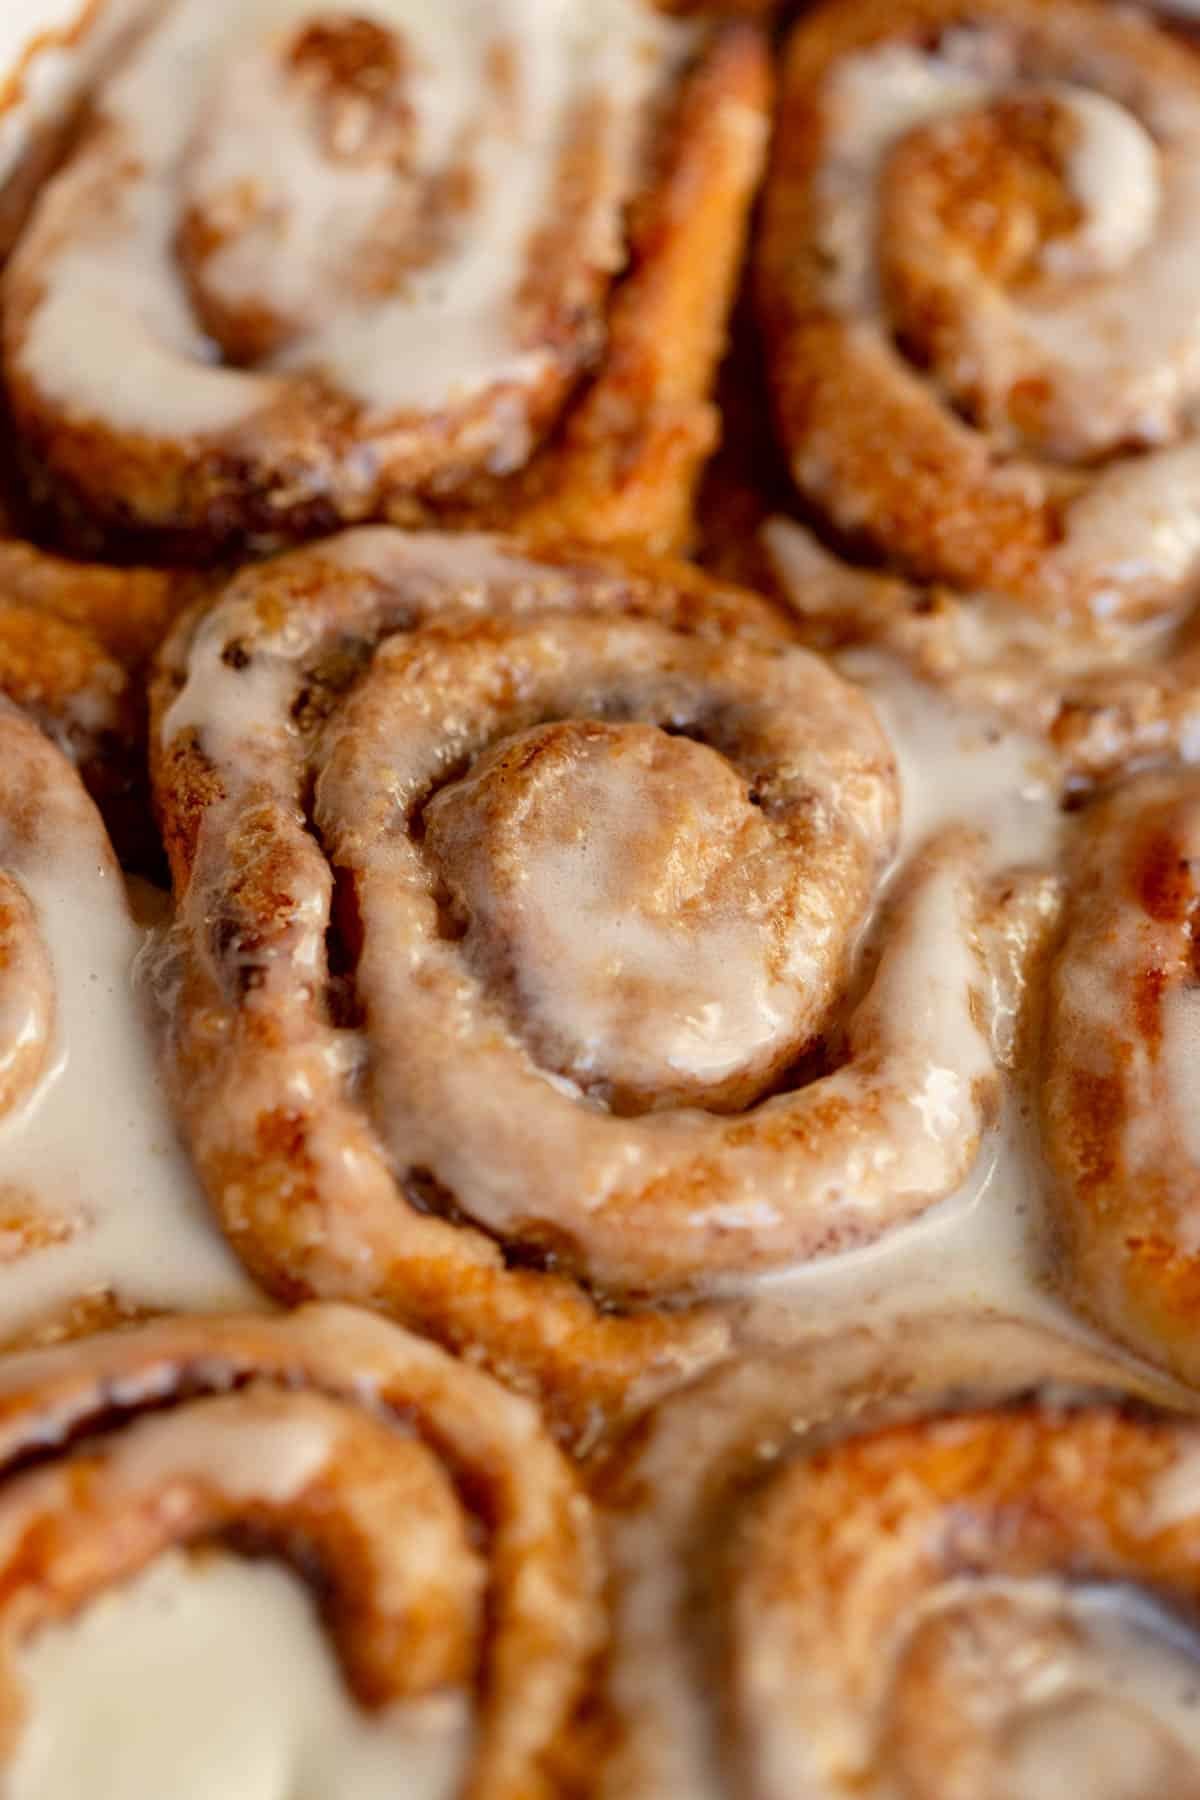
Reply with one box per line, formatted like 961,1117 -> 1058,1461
593,1313 -> 1192,1798
758,0 -> 1200,624
4,20 -> 769,560
0,533 -> 194,671
0,1304 -> 601,1798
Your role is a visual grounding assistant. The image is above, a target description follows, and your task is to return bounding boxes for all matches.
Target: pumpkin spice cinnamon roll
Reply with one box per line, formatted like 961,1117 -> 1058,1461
595,1312 -> 1198,1799
3,1 -> 768,559
0,701 -> 258,1351
1043,766 -> 1200,1391
150,528 -> 1018,1445
0,1303 -> 599,1798
759,0 -> 1200,631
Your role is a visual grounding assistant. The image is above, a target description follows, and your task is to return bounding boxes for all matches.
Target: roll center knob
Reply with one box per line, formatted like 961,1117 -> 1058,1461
424,720 -> 814,1113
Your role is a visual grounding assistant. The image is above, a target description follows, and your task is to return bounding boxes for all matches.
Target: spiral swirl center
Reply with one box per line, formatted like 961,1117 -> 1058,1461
881,1585 -> 1200,1800
423,719 -> 816,1114
178,13 -> 426,364
879,82 -> 1164,459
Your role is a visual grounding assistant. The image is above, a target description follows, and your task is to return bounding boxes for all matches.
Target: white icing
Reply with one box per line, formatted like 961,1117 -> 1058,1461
0,0 -> 92,78
818,42 -> 993,318
737,655 -> 1070,1335
519,903 -> 793,1092
893,1579 -> 1200,1800
433,731 -> 806,1100
110,1403 -> 335,1504
7,1551 -> 471,1800
15,0 -> 683,435
1046,88 -> 1160,279
738,1094 -> 1061,1348
160,531 -> 551,765
1143,1447 -> 1200,1536
1049,440 -> 1200,620
0,831 -> 258,1340
838,652 -> 1064,873
816,28 -> 1200,573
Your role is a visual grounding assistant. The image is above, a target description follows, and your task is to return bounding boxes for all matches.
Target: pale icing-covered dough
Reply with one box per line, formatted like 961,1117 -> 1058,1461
13,0 -> 684,438
425,724 -> 812,1109
806,24 -> 1200,618
7,1551 -> 471,1800
0,845 -> 259,1333
745,1573 -> 1200,1800
823,33 -> 1200,450
158,531 -> 1079,1308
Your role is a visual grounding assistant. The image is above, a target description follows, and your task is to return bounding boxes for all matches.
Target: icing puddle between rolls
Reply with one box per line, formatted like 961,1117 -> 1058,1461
0,839 -> 257,1341
733,652 -> 1098,1353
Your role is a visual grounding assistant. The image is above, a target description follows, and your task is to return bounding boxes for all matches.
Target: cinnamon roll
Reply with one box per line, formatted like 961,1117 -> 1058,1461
596,1313 -> 1197,1799
0,1303 -> 599,1798
149,528 -> 1025,1444
3,2 -> 768,559
0,701 -> 258,1350
759,0 -> 1200,631
1043,766 -> 1200,1390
